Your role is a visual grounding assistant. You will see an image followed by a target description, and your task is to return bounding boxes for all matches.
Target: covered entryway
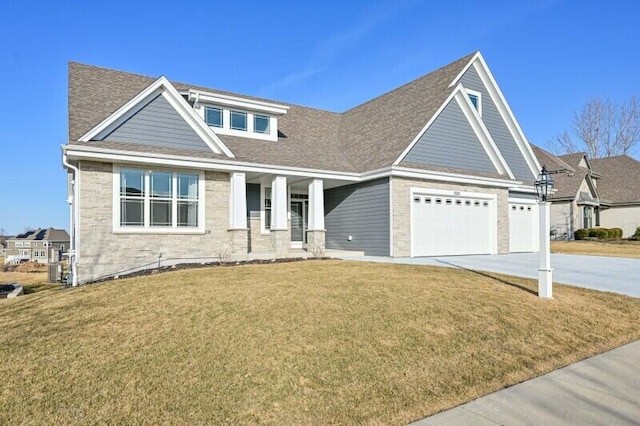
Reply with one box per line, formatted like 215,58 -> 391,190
290,194 -> 309,248
509,200 -> 538,253
411,189 -> 497,256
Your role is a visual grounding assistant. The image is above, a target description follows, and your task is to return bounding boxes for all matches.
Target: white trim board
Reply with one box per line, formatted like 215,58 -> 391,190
78,76 -> 235,158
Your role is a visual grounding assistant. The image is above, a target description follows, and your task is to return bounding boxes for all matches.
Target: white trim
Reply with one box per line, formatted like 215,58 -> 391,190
391,84 -> 513,180
391,166 -> 518,188
260,183 -> 271,234
450,54 -> 541,179
453,88 -> 514,179
465,88 -> 482,116
197,103 -> 278,141
508,197 -> 539,204
229,172 -> 247,230
388,177 -> 394,257
112,165 -> 206,234
78,76 -> 235,158
187,89 -> 289,115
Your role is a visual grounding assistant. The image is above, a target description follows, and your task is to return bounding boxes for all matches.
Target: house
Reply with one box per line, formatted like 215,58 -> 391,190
591,155 -> 640,237
531,146 -> 640,238
4,228 -> 70,265
62,52 -> 545,285
0,236 -> 8,258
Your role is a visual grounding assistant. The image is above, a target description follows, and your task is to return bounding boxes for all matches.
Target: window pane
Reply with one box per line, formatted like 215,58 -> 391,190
205,107 -> 223,127
151,200 -> 172,227
254,115 -> 270,134
265,209 -> 271,230
121,169 -> 144,196
231,111 -> 247,131
151,172 -> 172,198
178,201 -> 198,227
178,173 -> 198,199
121,199 -> 144,226
469,94 -> 479,110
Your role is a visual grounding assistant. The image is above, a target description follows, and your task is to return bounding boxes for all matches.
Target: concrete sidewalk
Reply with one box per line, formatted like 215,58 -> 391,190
413,340 -> 640,425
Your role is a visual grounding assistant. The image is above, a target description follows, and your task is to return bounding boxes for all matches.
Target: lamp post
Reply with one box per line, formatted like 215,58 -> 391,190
535,165 -> 554,298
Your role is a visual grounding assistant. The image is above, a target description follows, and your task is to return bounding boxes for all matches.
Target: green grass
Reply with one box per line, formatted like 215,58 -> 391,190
1,260 -> 639,424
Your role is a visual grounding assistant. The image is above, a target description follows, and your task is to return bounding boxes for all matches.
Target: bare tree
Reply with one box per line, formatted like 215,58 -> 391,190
549,96 -> 640,158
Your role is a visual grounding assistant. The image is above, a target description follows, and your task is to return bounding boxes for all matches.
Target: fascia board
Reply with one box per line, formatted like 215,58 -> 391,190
471,56 -> 542,178
77,76 -> 235,158
453,87 -> 515,179
189,90 -> 289,115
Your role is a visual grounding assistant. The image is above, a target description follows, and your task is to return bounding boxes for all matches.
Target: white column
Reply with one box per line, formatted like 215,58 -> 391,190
229,172 -> 247,229
307,179 -> 325,230
271,175 -> 288,230
538,201 -> 553,298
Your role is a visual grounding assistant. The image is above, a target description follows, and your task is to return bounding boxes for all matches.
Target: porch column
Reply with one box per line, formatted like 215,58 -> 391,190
228,172 -> 248,256
307,179 -> 326,256
270,175 -> 289,256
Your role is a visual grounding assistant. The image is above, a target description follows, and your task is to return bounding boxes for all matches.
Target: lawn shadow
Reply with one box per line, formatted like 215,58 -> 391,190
435,260 -> 537,296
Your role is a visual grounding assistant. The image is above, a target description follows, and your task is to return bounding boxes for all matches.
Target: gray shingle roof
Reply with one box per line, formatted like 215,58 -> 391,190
530,145 -> 586,199
12,228 -> 70,241
68,53 -> 485,174
590,155 -> 640,204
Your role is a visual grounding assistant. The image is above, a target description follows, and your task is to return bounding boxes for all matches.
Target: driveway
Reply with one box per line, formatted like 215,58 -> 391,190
339,252 -> 640,297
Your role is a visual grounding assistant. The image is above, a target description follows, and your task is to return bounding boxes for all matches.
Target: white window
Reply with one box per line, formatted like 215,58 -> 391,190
115,167 -> 204,232
466,89 -> 482,116
23,241 -> 31,248
15,241 -> 23,248
254,114 -> 270,134
263,187 -> 272,230
19,249 -> 29,257
205,106 -> 223,128
230,110 -> 247,131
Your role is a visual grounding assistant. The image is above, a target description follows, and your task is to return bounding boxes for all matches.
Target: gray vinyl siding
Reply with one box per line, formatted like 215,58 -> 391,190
100,94 -> 210,151
246,183 -> 260,218
460,66 -> 535,182
324,178 -> 390,256
405,99 -> 497,174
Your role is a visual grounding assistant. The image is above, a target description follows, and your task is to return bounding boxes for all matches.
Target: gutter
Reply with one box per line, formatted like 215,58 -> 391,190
62,149 -> 79,287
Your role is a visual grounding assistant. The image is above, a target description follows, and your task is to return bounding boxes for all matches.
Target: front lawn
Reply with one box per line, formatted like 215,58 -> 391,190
551,240 -> 640,259
1,260 -> 639,424
0,271 -> 57,294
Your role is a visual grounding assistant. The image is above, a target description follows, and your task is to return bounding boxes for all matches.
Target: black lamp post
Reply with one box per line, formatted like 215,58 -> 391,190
535,165 -> 554,202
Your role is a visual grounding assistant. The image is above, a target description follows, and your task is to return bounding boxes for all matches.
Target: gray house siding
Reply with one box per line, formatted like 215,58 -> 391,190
324,178 -> 390,256
509,191 -> 538,200
100,94 -> 210,151
405,99 -> 497,174
460,66 -> 534,182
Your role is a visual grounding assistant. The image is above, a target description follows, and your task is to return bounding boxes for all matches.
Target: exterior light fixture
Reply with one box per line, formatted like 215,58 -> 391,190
535,165 -> 554,298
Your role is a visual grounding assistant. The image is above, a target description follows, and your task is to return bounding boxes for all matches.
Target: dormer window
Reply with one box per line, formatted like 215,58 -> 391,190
230,111 -> 247,131
254,114 -> 270,134
205,107 -> 223,128
466,89 -> 482,116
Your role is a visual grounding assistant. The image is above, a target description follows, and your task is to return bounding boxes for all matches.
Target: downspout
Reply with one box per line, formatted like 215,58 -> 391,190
62,150 -> 79,286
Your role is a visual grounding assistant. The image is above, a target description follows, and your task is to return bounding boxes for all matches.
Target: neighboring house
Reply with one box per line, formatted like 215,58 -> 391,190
63,51 -> 545,285
532,146 -> 640,238
4,228 -> 70,265
0,237 -> 8,258
531,147 -> 601,239
591,155 -> 640,237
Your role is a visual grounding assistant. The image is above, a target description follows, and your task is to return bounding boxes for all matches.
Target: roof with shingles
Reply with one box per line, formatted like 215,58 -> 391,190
69,53 -> 494,175
590,155 -> 640,204
12,228 -> 70,241
530,145 -> 587,199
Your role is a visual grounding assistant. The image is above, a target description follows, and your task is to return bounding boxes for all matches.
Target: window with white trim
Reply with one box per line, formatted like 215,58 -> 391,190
230,110 -> 247,131
118,168 -> 201,230
205,106 -> 223,128
466,89 -> 482,116
15,241 -> 23,248
24,241 -> 31,248
264,187 -> 272,230
254,114 -> 270,134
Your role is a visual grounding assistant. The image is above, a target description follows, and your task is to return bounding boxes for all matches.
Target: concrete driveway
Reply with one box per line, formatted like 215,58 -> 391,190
339,252 -> 640,297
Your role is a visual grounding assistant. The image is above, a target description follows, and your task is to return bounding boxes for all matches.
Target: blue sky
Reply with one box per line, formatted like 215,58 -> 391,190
1,0 -> 639,235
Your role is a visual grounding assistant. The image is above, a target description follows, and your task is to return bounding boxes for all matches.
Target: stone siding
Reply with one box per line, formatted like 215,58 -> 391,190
391,176 -> 509,256
76,161 -> 234,282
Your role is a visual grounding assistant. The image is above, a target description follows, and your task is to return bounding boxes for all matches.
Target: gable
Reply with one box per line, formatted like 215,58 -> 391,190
404,98 -> 499,174
98,93 -> 211,152
459,64 -> 535,182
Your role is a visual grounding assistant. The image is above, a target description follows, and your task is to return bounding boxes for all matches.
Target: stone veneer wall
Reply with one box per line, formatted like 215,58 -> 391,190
76,161 -> 233,282
391,176 -> 509,257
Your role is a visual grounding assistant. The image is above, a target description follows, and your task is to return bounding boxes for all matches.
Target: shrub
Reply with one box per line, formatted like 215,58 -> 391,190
574,229 -> 590,240
632,227 -> 640,241
587,228 -> 597,238
595,228 -> 609,239
613,228 -> 624,239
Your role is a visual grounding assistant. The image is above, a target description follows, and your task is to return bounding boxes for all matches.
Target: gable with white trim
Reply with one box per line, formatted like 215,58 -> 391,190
99,93 -> 212,152
404,97 -> 501,175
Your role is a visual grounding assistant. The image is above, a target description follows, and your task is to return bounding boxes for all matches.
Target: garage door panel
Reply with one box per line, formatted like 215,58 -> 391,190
411,192 -> 495,257
509,202 -> 538,252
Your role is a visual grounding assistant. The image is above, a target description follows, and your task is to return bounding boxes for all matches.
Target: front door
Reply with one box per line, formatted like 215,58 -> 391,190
290,200 -> 307,247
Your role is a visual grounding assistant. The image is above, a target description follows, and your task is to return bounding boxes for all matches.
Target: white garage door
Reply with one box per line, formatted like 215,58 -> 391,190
411,190 -> 496,257
509,201 -> 538,253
